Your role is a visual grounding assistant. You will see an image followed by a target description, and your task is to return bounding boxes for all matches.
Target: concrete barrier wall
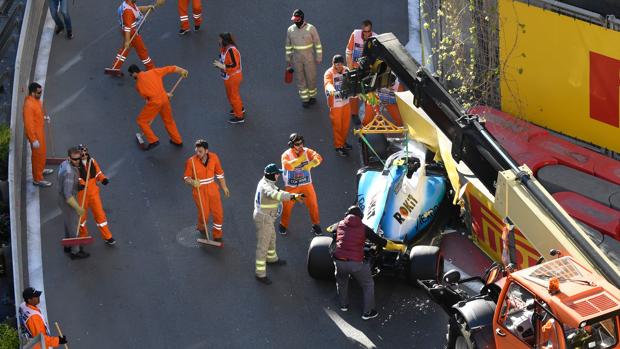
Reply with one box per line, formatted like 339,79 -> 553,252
9,0 -> 46,342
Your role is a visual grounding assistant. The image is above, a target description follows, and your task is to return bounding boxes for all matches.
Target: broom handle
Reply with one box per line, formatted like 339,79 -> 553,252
75,159 -> 92,238
46,116 -> 56,158
112,7 -> 153,69
191,158 -> 210,241
168,76 -> 184,96
54,322 -> 69,349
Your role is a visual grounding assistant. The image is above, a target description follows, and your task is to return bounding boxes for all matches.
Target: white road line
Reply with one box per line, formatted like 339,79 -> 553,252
26,9 -> 55,322
324,308 -> 377,349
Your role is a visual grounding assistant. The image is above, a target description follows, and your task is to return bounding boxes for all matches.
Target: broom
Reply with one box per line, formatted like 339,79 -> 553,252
192,158 -> 222,247
61,158 -> 94,246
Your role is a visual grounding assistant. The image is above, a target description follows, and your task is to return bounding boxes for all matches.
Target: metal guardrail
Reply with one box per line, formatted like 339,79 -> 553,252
9,0 -> 46,345
23,333 -> 46,349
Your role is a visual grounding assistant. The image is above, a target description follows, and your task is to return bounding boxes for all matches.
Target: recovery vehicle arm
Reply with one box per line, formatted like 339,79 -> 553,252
348,33 -> 620,288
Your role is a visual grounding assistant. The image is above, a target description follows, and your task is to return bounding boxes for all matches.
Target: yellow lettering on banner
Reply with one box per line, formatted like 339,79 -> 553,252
499,0 -> 620,152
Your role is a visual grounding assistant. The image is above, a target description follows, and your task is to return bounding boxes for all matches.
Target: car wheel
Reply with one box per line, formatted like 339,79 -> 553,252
307,236 -> 335,280
408,245 -> 443,283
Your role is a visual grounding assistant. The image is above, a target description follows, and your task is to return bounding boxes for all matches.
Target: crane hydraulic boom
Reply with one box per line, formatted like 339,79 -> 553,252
348,32 -> 620,288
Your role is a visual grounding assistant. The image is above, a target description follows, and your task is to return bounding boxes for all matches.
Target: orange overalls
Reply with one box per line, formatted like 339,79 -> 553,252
112,0 -> 154,70
134,66 -> 183,144
23,96 -> 46,182
362,81 -> 405,126
324,66 -> 351,148
178,0 -> 202,31
346,29 -> 376,118
220,45 -> 244,119
77,158 -> 113,240
184,153 -> 225,239
18,303 -> 60,349
280,147 -> 322,229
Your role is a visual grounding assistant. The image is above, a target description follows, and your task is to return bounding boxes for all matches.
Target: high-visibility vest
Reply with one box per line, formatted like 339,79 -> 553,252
324,66 -> 350,108
254,177 -> 289,216
118,0 -> 143,34
281,148 -> 315,187
347,29 -> 377,66
19,303 -> 50,339
219,45 -> 242,80
377,79 -> 401,105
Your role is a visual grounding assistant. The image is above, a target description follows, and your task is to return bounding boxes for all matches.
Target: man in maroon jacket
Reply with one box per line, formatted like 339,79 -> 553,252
327,205 -> 405,320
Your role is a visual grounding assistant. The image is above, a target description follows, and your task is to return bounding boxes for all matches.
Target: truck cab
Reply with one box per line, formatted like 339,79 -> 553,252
419,256 -> 620,348
492,257 -> 620,349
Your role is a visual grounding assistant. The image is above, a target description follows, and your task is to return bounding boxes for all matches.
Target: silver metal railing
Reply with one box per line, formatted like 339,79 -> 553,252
9,0 -> 47,345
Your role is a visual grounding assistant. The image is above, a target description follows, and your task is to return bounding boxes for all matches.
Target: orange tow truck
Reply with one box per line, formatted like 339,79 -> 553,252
418,254 -> 620,348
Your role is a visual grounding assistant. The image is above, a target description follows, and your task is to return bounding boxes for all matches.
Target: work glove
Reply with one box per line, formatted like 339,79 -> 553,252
123,41 -> 131,50
102,178 -> 109,186
59,336 -> 67,344
222,186 -> 230,198
212,60 -> 225,70
44,115 -> 51,122
385,240 -> 407,253
302,159 -> 319,171
192,179 -> 200,188
180,69 -> 189,78
31,140 -> 40,149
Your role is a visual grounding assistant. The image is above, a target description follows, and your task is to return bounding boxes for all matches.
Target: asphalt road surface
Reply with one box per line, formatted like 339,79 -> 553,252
38,0 -> 448,347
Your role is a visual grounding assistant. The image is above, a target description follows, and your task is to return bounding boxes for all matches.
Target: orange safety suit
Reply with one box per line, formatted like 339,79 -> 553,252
346,29 -> 376,117
184,153 -> 225,239
362,80 -> 405,126
178,0 -> 202,31
280,147 -> 322,229
112,0 -> 154,70
324,66 -> 352,148
18,303 -> 60,348
219,45 -> 244,118
134,66 -> 183,144
77,157 -> 113,240
23,95 -> 46,182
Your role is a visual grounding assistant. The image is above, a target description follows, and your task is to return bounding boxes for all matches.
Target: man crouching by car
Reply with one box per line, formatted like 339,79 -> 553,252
327,205 -> 405,320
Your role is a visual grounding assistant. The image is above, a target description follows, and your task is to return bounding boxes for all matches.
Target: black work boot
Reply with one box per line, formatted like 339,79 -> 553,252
311,224 -> 322,236
302,101 -> 310,108
268,259 -> 287,266
278,224 -> 288,236
255,275 -> 272,285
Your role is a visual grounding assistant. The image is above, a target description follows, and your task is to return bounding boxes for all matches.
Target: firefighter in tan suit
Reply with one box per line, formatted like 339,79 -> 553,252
285,9 -> 322,108
253,163 -> 303,285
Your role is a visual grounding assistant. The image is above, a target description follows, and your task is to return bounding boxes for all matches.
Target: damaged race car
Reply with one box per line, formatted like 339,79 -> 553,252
306,136 -> 457,283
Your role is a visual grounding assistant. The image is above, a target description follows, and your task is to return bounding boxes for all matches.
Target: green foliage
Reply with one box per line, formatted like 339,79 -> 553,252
0,123 -> 10,181
0,123 -> 10,163
421,0 -> 501,109
0,322 -> 19,349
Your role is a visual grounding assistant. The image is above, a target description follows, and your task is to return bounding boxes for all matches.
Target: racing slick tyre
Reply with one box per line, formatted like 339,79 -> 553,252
408,245 -> 443,284
307,236 -> 335,280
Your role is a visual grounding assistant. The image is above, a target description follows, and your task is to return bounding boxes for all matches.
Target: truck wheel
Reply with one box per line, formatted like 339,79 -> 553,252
307,236 -> 335,280
449,314 -> 476,349
408,245 -> 443,283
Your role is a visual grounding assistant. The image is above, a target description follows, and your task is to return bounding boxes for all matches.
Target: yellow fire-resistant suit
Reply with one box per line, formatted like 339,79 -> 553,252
285,22 -> 322,102
253,176 -> 296,277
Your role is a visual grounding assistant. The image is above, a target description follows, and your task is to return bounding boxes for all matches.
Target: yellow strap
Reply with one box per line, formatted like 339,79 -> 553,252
260,203 -> 279,208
